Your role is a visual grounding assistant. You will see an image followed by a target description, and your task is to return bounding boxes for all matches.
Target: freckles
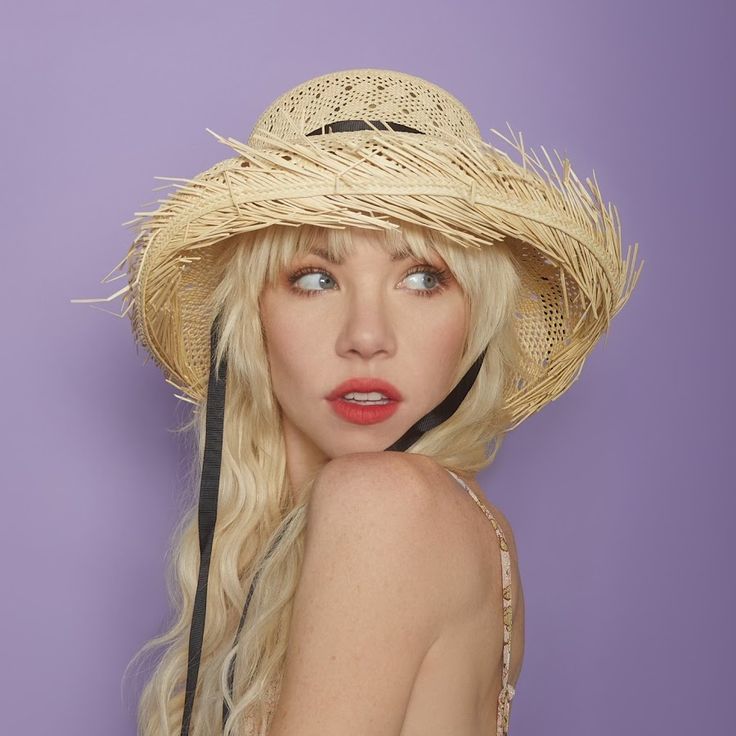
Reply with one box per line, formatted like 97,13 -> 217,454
407,322 -> 463,371
264,302 -> 332,369
260,313 -> 294,371
429,301 -> 467,346
435,326 -> 465,358
427,319 -> 466,390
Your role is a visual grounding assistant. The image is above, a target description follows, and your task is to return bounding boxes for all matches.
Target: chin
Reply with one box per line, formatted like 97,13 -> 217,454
330,420 -> 421,457
296,403 -> 427,461
323,438 -> 387,459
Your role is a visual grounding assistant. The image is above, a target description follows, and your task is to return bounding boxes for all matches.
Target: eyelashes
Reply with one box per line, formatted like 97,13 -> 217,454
404,265 -> 452,295
286,264 -> 452,298
287,266 -> 337,296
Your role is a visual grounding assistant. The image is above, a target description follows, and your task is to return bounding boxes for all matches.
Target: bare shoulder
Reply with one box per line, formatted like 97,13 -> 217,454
317,452 -> 522,580
271,452 -> 486,734
315,450 -> 439,493
313,451 -> 472,529
310,452 -> 490,608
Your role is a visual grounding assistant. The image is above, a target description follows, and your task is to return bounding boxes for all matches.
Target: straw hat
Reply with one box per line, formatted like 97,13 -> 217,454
83,67 -> 643,431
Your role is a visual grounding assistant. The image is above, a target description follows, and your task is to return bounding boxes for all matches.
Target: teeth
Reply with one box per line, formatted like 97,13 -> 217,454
343,391 -> 389,400
341,391 -> 392,405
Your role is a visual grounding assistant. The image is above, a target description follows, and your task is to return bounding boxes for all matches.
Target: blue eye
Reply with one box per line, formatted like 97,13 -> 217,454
402,266 -> 450,296
289,268 -> 336,295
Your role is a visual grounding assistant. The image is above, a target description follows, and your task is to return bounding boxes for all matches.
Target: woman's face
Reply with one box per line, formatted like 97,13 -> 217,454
259,228 -> 469,483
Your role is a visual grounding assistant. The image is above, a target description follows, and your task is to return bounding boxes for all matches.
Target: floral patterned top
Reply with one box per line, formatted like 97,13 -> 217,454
446,469 -> 516,736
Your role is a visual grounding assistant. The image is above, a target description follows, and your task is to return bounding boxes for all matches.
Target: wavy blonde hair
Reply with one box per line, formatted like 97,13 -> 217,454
124,222 -> 529,735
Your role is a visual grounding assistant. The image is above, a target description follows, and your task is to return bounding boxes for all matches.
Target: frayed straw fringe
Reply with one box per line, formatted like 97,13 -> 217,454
71,122 -> 643,428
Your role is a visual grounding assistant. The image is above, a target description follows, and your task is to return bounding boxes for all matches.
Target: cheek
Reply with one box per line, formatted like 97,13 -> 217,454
260,293 -> 325,389
434,319 -> 467,387
401,296 -> 468,395
413,297 -> 467,362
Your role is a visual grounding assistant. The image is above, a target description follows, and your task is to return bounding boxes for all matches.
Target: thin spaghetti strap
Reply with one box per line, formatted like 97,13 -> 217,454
445,469 -> 515,736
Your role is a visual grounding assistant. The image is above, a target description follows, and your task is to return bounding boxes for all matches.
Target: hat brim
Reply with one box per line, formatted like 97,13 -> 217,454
113,128 -> 642,428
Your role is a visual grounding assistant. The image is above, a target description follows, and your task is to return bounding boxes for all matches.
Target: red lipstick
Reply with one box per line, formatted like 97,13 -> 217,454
326,378 -> 403,425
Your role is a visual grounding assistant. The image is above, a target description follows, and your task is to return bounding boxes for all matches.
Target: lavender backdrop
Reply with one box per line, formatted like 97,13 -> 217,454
2,1 -> 733,734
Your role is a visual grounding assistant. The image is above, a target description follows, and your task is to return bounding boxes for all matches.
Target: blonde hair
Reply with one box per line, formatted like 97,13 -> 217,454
124,222 -> 528,735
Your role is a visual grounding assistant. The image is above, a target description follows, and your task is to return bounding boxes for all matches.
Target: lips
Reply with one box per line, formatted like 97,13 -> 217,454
326,378 -> 403,402
327,378 -> 401,425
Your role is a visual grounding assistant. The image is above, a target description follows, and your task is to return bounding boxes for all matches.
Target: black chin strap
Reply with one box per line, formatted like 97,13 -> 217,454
177,118 -> 487,735
180,315 -> 228,736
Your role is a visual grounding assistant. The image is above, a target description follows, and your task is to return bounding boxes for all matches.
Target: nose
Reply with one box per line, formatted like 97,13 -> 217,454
334,287 -> 398,361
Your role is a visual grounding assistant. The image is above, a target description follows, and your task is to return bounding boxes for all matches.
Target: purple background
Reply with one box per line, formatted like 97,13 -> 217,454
2,1 -> 733,734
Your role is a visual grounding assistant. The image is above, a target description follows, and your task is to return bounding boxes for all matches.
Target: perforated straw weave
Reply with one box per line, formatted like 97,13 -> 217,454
75,68 -> 644,430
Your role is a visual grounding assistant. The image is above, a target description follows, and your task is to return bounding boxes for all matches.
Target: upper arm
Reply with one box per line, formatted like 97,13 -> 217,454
268,453 -> 469,736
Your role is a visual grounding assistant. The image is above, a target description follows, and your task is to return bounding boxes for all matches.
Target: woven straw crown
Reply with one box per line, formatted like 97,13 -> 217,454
81,68 -> 643,430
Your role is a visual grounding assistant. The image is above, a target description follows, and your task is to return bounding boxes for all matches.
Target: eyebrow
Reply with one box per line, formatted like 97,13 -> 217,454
309,248 -> 411,264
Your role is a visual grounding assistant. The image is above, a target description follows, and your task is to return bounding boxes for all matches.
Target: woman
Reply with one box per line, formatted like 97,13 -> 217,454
74,68 -> 642,736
